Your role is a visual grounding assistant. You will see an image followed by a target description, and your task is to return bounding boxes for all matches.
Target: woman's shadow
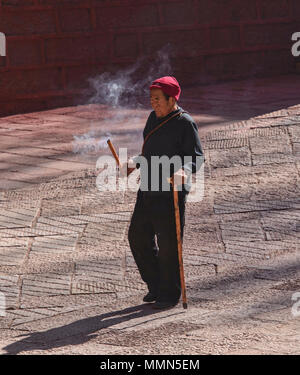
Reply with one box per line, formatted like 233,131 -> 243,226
3,303 -> 182,354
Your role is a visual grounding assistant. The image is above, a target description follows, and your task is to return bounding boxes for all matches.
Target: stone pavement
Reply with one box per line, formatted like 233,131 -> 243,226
0,74 -> 299,355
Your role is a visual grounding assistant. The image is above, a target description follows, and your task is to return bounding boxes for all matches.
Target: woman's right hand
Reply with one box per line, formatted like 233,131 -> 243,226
118,159 -> 136,177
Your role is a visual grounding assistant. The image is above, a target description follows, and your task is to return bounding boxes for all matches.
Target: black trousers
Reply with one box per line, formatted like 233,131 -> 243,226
128,189 -> 186,303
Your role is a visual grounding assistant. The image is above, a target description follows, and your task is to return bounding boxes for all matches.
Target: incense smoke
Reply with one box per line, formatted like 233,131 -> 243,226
72,44 -> 174,155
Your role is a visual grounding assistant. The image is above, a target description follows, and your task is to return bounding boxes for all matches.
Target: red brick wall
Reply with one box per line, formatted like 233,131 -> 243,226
0,0 -> 299,116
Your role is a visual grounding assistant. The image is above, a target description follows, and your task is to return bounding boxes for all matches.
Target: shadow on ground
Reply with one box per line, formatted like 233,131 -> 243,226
2,303 -> 168,354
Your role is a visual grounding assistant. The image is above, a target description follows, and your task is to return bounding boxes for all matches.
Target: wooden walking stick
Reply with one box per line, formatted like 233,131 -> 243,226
107,139 -> 120,166
171,176 -> 188,309
107,139 -> 135,176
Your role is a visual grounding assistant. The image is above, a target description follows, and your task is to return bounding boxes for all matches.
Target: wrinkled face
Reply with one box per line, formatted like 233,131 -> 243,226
150,88 -> 175,118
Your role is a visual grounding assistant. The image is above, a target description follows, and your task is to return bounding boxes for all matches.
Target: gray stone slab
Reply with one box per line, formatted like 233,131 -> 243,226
214,183 -> 256,205
71,279 -> 118,295
39,212 -> 131,226
288,124 -> 300,142
224,240 -> 296,259
7,307 -> 62,327
21,274 -> 71,297
185,251 -> 247,265
213,162 -> 298,179
260,210 -> 300,232
0,237 -> 29,247
250,135 -> 292,155
293,142 -> 300,156
79,221 -> 128,244
40,198 -> 82,217
0,275 -> 19,309
0,208 -> 36,228
252,153 -> 296,165
74,258 -> 124,283
255,116 -> 300,127
266,231 -> 300,242
0,224 -> 83,238
205,126 -> 288,142
206,138 -> 249,149
220,219 -> 265,241
209,147 -> 251,169
0,246 -> 27,266
214,198 -> 300,214
31,235 -> 78,253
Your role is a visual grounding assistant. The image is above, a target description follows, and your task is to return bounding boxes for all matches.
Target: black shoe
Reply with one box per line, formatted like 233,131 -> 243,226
143,292 -> 157,303
152,300 -> 178,310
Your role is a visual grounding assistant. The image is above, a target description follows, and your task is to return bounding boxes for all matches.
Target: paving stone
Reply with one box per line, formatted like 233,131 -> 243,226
252,153 -> 297,165
0,208 -> 36,228
71,279 -> 118,295
71,276 -> 145,296
288,124 -> 300,142
31,235 -> 78,254
7,307 -> 61,327
0,275 -> 19,309
217,211 -> 261,223
0,224 -> 83,238
254,181 -> 299,201
0,180 -> 34,191
206,137 -> 249,149
260,210 -> 300,233
185,250 -> 248,266
214,183 -> 256,205
214,198 -> 300,214
266,231 -> 300,242
225,240 -> 297,259
209,147 -> 251,169
250,134 -> 292,155
255,110 -> 289,119
220,219 -> 265,242
21,274 -> 71,297
0,237 -> 29,247
36,216 -> 85,233
0,246 -> 27,266
213,162 -> 297,179
41,198 -> 82,217
293,142 -> 300,156
74,258 -> 124,283
41,212 -> 131,226
79,221 -> 128,245
255,116 -> 300,127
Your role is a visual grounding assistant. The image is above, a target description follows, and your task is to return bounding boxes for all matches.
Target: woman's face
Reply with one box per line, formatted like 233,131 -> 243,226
150,88 -> 175,118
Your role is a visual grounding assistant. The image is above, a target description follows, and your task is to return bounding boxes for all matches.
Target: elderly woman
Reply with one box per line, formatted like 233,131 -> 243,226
123,76 -> 204,309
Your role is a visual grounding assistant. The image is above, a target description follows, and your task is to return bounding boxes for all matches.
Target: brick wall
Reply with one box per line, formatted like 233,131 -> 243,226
0,0 -> 299,116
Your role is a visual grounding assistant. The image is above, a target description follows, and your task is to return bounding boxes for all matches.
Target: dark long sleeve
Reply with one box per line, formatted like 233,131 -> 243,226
180,119 -> 205,175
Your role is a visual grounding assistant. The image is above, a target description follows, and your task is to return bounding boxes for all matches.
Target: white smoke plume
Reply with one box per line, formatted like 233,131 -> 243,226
72,130 -> 112,154
72,44 -> 174,155
88,44 -> 173,107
